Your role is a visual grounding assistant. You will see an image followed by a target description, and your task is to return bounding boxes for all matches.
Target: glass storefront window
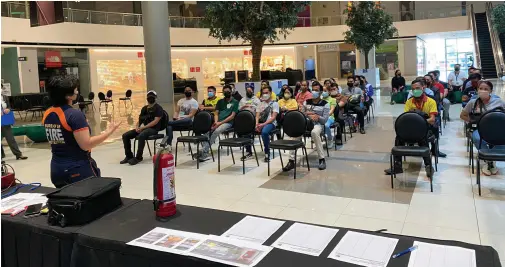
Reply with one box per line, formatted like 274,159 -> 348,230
425,36 -> 474,81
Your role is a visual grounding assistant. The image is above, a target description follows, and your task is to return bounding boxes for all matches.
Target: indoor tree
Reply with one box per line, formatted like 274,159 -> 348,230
491,3 -> 505,33
202,1 -> 309,81
343,1 -> 397,69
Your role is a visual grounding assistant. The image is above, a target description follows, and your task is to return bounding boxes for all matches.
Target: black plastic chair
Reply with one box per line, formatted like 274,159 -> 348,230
390,112 -> 435,192
98,90 -> 114,111
133,110 -> 168,158
24,98 -> 44,121
119,89 -> 133,110
475,110 -> 505,196
175,111 -> 215,169
82,92 -> 95,111
268,110 -> 310,179
218,110 -> 260,174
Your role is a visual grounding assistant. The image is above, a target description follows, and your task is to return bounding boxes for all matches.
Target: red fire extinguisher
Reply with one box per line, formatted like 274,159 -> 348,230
153,137 -> 177,219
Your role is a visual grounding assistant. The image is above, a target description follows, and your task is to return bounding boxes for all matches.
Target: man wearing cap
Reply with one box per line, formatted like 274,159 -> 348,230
120,90 -> 164,165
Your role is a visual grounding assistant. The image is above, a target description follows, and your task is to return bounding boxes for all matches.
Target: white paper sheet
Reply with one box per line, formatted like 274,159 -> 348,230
187,235 -> 273,267
407,241 -> 477,267
1,193 -> 44,213
271,223 -> 339,257
127,227 -> 207,255
328,231 -> 399,267
221,216 -> 285,244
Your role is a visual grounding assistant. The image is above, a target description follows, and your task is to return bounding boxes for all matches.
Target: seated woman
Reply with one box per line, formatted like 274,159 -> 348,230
390,69 -> 406,105
43,75 -> 121,188
321,85 -> 337,147
460,80 -> 505,176
277,87 -> 298,112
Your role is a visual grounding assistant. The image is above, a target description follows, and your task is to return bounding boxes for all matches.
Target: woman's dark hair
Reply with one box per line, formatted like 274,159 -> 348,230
311,81 -> 321,87
283,87 -> 294,95
330,82 -> 339,88
395,69 -> 401,76
478,80 -> 493,90
47,75 -> 78,106
323,79 -> 331,85
294,82 -> 301,95
261,80 -> 269,85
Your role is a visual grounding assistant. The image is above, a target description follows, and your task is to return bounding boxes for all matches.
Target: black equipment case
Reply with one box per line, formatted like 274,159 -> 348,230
46,177 -> 122,227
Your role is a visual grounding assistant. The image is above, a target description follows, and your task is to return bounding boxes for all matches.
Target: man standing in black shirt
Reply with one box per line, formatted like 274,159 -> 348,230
120,90 -> 164,165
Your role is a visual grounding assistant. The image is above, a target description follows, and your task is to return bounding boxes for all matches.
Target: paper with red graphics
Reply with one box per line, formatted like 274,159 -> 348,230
407,241 -> 476,267
127,227 -> 206,255
271,222 -> 339,256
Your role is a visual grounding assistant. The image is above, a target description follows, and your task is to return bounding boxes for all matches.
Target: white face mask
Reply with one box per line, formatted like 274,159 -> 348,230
262,93 -> 270,101
478,91 -> 490,99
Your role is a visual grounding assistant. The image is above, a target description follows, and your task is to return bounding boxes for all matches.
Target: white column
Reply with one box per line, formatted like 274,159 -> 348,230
18,47 -> 39,93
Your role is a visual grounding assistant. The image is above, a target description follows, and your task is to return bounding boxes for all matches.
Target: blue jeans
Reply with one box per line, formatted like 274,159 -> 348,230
51,158 -> 101,188
165,117 -> 193,145
245,123 -> 275,154
472,130 -> 505,150
324,117 -> 335,141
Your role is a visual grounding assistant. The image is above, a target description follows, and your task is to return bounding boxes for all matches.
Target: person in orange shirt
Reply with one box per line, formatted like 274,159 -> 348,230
295,80 -> 313,108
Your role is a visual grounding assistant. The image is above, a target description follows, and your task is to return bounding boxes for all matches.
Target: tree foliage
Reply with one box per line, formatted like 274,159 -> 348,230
202,1 -> 309,81
344,1 -> 398,69
492,3 -> 505,34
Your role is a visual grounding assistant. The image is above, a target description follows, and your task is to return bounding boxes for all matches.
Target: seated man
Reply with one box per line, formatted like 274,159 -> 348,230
254,86 -> 279,162
256,80 -> 277,101
429,71 -> 450,121
343,76 -> 366,134
121,90 -> 163,165
198,85 -> 239,162
239,85 -> 261,159
283,85 -> 330,171
461,73 -> 482,108
165,86 -> 198,147
321,85 -> 337,147
199,86 -> 221,114
385,79 -> 437,176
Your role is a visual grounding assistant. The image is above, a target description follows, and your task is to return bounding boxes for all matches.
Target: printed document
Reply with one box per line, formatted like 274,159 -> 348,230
271,223 -> 339,256
328,231 -> 399,267
1,193 -> 44,214
127,227 -> 206,255
222,216 -> 285,244
407,241 -> 476,267
187,235 -> 273,267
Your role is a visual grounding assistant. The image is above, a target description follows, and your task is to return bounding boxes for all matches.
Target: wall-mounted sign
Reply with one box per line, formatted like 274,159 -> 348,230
45,51 -> 62,68
137,52 -> 143,58
18,57 -> 27,61
317,44 -> 339,52
195,67 -> 200,72
190,67 -> 195,72
243,50 -> 252,56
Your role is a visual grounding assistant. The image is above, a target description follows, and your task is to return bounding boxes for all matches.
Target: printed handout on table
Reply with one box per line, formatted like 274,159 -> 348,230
271,223 -> 339,257
221,216 -> 285,244
328,231 -> 399,267
187,235 -> 273,267
407,241 -> 476,267
127,227 -> 206,255
1,193 -> 44,214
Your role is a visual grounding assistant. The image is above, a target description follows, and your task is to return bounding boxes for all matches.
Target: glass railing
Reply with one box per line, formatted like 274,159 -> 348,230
2,2 -> 468,28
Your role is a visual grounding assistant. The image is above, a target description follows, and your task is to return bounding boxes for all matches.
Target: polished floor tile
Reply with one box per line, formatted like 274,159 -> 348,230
275,207 -> 339,226
334,215 -> 404,234
342,199 -> 409,222
402,222 -> 480,245
226,200 -> 285,218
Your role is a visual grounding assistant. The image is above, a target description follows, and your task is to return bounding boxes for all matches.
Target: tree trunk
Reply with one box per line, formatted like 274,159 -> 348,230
251,38 -> 265,81
363,49 -> 370,69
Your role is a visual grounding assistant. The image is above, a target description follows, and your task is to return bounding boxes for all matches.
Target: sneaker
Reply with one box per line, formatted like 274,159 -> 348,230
128,157 -> 142,165
282,160 -> 295,172
16,155 -> 28,160
241,153 -> 253,161
384,166 -> 403,175
198,153 -> 211,162
438,151 -> 447,158
318,159 -> 326,170
488,161 -> 498,175
264,154 -> 270,163
120,157 -> 132,164
359,128 -> 366,134
425,165 -> 434,177
481,161 -> 491,176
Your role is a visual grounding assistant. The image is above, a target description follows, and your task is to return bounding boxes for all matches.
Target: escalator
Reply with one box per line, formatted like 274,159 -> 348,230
474,12 -> 497,78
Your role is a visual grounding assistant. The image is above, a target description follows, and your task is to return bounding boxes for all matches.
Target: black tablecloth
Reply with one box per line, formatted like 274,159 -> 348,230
1,186 -> 139,267
72,200 -> 502,267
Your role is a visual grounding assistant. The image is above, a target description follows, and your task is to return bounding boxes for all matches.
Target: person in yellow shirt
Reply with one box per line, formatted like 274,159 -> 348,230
199,86 -> 221,115
256,80 -> 277,101
277,87 -> 298,111
385,79 -> 437,177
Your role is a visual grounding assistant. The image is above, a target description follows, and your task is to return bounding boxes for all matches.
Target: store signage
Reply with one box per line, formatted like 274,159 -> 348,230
137,52 -> 143,58
195,67 -> 200,72
18,57 -> 27,61
45,51 -> 62,68
190,67 -> 195,72
317,44 -> 339,52
243,50 -> 252,56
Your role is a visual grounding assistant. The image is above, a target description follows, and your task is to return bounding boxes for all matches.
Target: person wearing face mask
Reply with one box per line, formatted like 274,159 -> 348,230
199,86 -> 221,114
385,79 -> 438,177
428,71 -> 451,121
447,64 -> 467,103
121,90 -> 163,165
323,79 -> 332,89
461,73 -> 482,108
239,86 -> 261,159
329,83 -> 345,145
284,84 -> 330,171
462,67 -> 480,91
390,69 -> 406,104
256,80 -> 277,101
229,83 -> 242,102
198,85 -> 239,162
321,86 -> 337,147
277,84 -> 290,99
296,80 -> 314,107
165,86 -> 199,148
44,75 -> 121,187
343,76 -> 366,134
460,80 -> 505,176
278,87 -> 298,112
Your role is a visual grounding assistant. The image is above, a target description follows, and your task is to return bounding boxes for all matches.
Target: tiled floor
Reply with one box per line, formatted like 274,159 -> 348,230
3,79 -> 505,265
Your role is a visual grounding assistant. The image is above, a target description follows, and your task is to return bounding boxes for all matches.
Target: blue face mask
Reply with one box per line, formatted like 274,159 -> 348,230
208,92 -> 215,98
321,92 -> 329,98
312,91 -> 320,98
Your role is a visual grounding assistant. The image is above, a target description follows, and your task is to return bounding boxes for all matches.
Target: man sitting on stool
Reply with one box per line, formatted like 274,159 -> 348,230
385,79 -> 437,177
165,86 -> 198,148
120,90 -> 163,165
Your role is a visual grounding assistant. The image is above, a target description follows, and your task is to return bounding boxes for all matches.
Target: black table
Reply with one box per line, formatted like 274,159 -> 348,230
1,186 -> 140,267
72,200 -> 502,267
